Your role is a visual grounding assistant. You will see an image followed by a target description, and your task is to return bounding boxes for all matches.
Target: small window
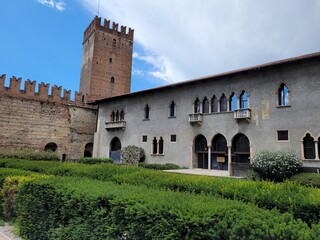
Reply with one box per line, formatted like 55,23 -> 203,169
152,137 -> 157,154
159,137 -> 164,154
194,98 -> 200,113
142,135 -> 147,142
202,97 -> 209,113
240,91 -> 248,109
171,135 -> 177,142
278,83 -> 290,106
303,133 -> 315,159
220,94 -> 227,112
120,110 -> 125,120
144,104 -> 150,120
111,77 -> 115,83
169,101 -> 176,117
211,95 -> 218,113
229,92 -> 237,111
109,58 -> 113,63
277,130 -> 289,141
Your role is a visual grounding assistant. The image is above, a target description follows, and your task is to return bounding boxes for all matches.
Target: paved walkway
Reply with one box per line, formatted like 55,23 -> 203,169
0,224 -> 22,240
164,168 -> 231,177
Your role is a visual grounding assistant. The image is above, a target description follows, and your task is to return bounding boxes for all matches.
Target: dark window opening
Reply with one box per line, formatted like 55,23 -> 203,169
203,97 -> 209,113
195,135 -> 207,152
110,111 -> 115,121
110,137 -> 121,151
115,110 -> 120,121
120,110 -> 125,120
144,105 -> 150,119
278,83 -> 289,106
152,137 -> 157,154
62,154 -> 66,162
212,134 -> 227,153
211,95 -> 218,113
277,130 -> 289,141
220,94 -> 227,112
84,142 -> 93,158
109,58 -> 113,63
159,137 -> 164,154
171,135 -> 177,142
169,101 -> 176,117
303,133 -> 315,159
111,77 -> 115,83
142,135 -> 147,142
194,98 -> 200,113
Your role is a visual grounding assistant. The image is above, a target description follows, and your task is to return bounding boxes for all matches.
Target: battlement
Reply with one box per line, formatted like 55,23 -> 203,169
0,74 -> 94,108
83,16 -> 134,43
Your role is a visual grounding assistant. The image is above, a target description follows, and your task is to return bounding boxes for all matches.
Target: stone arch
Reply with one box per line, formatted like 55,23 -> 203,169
110,137 -> 121,163
83,142 -> 93,158
44,142 -> 57,152
231,133 -> 250,177
211,134 -> 228,170
302,132 -> 315,159
194,134 -> 208,169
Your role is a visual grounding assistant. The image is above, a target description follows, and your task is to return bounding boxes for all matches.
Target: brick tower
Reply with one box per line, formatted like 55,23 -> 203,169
80,16 -> 134,101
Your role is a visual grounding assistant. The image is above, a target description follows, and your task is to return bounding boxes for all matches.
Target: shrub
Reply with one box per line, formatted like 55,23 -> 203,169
13,176 -> 317,240
78,157 -> 113,165
250,150 -> 302,182
289,173 -> 320,188
0,149 -> 59,161
121,145 -> 145,165
138,163 -> 181,170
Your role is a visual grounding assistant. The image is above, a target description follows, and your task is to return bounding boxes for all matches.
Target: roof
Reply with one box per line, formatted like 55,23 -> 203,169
90,51 -> 320,104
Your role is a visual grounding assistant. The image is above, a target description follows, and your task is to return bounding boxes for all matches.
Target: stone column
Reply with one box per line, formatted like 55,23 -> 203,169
228,145 -> 232,176
300,140 -> 305,160
208,145 -> 211,170
315,141 -> 319,160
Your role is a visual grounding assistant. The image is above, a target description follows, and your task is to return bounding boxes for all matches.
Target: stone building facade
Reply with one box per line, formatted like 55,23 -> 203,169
0,16 -> 133,161
92,52 -> 320,176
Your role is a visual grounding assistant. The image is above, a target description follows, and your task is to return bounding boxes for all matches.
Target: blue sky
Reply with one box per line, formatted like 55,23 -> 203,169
1,0 -> 320,99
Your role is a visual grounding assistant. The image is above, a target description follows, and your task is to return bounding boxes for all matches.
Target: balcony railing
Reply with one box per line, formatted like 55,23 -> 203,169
105,120 -> 126,130
189,113 -> 203,125
234,108 -> 251,122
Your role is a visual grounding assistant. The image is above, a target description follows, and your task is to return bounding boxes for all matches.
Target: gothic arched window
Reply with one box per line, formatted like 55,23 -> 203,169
278,83 -> 289,106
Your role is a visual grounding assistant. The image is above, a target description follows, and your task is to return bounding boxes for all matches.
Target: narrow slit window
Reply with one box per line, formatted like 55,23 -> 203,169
169,101 -> 176,117
202,97 -> 209,113
144,104 -> 150,120
159,137 -> 164,154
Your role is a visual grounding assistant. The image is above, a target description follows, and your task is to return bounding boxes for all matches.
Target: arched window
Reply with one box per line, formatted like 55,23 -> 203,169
109,58 -> 112,63
144,105 -> 150,119
232,133 -> 250,164
169,101 -> 176,117
120,110 -> 125,120
194,98 -> 200,113
159,137 -> 164,154
240,91 -> 248,109
202,97 -> 209,113
211,95 -> 218,113
115,110 -> 120,121
278,83 -> 289,106
45,142 -> 57,152
303,133 -> 315,159
220,94 -> 227,112
110,111 -> 115,121
195,135 -> 208,152
111,77 -> 115,83
152,137 -> 158,154
212,134 -> 227,153
229,92 -> 237,111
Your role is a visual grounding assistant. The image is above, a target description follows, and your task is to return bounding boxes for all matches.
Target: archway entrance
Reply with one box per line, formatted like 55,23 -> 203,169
110,137 -> 121,163
232,133 -> 250,177
211,134 -> 228,170
84,142 -> 93,158
45,142 -> 57,152
194,135 -> 208,169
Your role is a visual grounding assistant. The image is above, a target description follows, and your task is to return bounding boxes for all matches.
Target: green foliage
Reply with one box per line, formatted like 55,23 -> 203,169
251,150 -> 302,182
78,157 -> 114,165
138,163 -> 181,170
289,173 -> 320,188
1,159 -> 320,225
13,176 -> 318,240
0,149 -> 59,161
121,145 -> 145,165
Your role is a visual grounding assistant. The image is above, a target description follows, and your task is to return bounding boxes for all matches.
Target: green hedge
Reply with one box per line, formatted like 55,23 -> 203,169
289,173 -> 320,188
1,159 -> 320,225
10,176 -> 319,240
138,162 -> 181,170
78,157 -> 114,165
0,150 -> 59,161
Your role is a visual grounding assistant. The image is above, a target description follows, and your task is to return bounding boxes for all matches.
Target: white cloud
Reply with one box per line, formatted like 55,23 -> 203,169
78,0 -> 320,85
36,0 -> 66,12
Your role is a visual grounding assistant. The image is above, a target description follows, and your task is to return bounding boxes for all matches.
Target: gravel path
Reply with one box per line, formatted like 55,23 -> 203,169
0,224 -> 22,240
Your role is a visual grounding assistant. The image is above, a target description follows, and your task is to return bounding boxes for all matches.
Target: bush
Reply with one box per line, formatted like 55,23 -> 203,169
138,163 -> 181,170
78,157 -> 113,165
289,173 -> 320,188
250,150 -> 302,182
0,149 -> 59,161
121,145 -> 145,165
12,176 -> 318,240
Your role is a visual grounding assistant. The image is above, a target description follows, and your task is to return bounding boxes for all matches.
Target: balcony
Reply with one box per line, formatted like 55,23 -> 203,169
105,120 -> 126,131
189,113 -> 203,125
234,108 -> 251,122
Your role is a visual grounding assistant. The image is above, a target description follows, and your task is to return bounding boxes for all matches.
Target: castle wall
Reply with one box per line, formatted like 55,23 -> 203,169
0,75 -> 97,160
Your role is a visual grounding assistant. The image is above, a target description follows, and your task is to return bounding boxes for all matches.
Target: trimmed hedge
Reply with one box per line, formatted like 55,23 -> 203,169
10,176 -> 319,240
289,173 -> 320,188
138,162 -> 181,170
0,150 -> 59,161
78,157 -> 114,165
1,159 -> 320,225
